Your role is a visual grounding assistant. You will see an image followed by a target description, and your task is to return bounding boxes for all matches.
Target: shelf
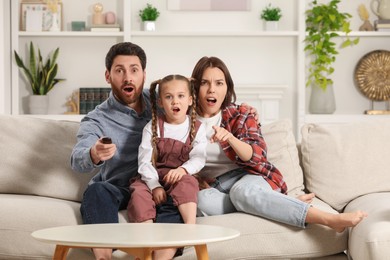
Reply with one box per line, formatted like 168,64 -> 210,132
18,31 -> 125,37
304,114 -> 390,124
130,31 -> 300,37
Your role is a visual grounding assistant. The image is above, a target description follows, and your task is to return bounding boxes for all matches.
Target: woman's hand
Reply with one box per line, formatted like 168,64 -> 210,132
211,125 -> 234,143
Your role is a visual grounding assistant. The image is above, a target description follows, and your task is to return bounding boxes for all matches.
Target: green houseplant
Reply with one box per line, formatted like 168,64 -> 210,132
260,4 -> 282,21
305,0 -> 359,90
14,41 -> 64,95
139,3 -> 160,22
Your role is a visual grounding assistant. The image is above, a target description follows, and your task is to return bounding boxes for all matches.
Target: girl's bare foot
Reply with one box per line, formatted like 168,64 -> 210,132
297,193 -> 315,203
327,211 -> 368,233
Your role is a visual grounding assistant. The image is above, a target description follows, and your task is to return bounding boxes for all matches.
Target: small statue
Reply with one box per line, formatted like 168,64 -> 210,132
92,3 -> 105,25
358,4 -> 374,31
64,91 -> 80,114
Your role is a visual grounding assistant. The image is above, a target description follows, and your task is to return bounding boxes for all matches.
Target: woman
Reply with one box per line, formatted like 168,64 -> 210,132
192,56 -> 367,231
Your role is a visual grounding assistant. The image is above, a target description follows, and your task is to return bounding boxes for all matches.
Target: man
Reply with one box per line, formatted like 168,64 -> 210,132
71,42 -> 152,259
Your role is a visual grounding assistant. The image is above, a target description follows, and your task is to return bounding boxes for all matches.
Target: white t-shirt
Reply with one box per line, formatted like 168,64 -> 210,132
138,116 -> 207,190
197,112 -> 238,179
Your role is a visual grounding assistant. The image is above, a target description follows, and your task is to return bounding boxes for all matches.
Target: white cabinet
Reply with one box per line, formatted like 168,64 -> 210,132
8,0 -> 389,135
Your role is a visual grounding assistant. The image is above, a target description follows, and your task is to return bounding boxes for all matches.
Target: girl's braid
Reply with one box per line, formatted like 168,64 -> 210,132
189,78 -> 197,147
149,79 -> 161,167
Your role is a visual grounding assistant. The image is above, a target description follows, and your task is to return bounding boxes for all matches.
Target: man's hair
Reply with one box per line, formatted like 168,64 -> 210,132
105,42 -> 147,71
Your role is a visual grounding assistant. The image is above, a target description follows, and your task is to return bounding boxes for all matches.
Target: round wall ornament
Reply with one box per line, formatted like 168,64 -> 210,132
354,50 -> 390,101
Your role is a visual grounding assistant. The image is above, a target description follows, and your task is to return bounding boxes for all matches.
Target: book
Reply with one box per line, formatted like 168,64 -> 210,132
376,23 -> 390,28
377,28 -> 390,32
90,24 -> 120,32
78,87 -> 111,114
90,27 -> 120,32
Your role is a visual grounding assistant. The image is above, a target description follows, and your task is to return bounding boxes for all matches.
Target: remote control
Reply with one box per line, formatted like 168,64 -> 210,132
101,137 -> 112,144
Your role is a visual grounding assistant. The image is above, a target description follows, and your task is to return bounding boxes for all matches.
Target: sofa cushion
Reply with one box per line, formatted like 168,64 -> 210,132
261,119 -> 305,196
344,192 -> 390,260
0,194 -> 129,260
177,198 -> 347,260
0,115 -> 94,202
301,121 -> 390,211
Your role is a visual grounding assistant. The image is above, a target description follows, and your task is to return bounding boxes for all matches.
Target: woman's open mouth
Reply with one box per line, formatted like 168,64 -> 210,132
207,98 -> 217,104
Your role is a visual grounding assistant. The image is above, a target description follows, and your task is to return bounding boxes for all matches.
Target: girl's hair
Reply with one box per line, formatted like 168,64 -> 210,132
191,56 -> 236,112
149,75 -> 197,166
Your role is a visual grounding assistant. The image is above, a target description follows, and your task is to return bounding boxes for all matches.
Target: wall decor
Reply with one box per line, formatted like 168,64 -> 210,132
354,49 -> 390,114
167,0 -> 250,11
20,2 -> 63,31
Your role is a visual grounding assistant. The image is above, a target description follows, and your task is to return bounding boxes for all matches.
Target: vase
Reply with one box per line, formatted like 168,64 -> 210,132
309,84 -> 336,114
49,13 -> 60,32
28,95 -> 49,114
143,21 -> 156,31
265,21 -> 278,31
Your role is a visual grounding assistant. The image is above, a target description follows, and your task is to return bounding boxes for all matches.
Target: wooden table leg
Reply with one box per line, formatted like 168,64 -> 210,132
52,245 -> 69,260
194,244 -> 209,260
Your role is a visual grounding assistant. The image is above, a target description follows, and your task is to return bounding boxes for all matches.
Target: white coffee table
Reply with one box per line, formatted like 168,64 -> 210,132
31,223 -> 240,260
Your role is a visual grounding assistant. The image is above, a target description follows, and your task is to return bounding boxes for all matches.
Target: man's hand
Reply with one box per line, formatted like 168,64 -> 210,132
211,125 -> 234,143
163,167 -> 187,185
90,137 -> 116,164
152,187 -> 167,205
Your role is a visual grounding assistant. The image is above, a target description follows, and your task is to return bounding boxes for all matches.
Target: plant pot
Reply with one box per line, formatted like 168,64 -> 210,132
143,21 -> 156,31
28,95 -> 49,114
309,84 -> 336,114
265,21 -> 279,31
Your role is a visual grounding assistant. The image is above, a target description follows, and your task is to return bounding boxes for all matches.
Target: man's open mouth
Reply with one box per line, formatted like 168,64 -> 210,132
124,86 -> 134,93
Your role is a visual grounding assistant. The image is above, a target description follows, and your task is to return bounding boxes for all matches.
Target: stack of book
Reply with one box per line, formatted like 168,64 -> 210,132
374,19 -> 390,31
79,87 -> 111,114
90,24 -> 120,32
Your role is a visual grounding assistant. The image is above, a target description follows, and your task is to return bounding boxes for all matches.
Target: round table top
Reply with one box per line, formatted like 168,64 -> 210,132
31,223 -> 240,248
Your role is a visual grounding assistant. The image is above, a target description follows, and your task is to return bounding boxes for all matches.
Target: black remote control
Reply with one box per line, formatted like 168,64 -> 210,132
101,137 -> 112,144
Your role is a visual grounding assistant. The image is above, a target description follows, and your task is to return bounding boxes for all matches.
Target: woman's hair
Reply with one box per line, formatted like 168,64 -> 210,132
191,56 -> 236,110
149,75 -> 197,166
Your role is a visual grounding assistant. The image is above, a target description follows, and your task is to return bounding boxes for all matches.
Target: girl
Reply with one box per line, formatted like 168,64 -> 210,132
127,74 -> 207,260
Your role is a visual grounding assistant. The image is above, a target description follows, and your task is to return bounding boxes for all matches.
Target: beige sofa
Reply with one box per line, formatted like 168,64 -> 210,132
0,114 -> 389,260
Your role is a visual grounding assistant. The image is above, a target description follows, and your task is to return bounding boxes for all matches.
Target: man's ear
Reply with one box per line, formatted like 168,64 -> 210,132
105,70 -> 111,83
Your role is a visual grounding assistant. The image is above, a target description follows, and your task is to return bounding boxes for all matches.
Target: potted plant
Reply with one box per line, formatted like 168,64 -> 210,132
139,3 -> 160,31
305,0 -> 359,114
260,4 -> 282,31
14,41 -> 64,113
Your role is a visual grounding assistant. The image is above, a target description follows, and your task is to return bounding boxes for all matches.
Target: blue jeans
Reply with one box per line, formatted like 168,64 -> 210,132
197,168 -> 309,228
80,182 -> 130,224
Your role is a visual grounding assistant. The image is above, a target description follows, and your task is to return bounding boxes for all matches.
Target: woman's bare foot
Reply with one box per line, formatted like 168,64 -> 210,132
306,207 -> 368,233
327,211 -> 368,233
297,193 -> 315,203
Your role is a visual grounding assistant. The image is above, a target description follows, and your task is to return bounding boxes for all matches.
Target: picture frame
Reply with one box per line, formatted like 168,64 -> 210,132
167,0 -> 250,11
20,2 -> 63,31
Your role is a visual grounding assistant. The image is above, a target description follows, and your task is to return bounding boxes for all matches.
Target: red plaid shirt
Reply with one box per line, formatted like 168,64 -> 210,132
219,103 -> 288,194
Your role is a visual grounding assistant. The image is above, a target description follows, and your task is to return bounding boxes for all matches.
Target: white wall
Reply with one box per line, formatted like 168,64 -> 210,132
0,1 -> 11,114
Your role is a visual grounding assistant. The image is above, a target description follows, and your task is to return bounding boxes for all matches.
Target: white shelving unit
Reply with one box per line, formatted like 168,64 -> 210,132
7,0 -> 389,135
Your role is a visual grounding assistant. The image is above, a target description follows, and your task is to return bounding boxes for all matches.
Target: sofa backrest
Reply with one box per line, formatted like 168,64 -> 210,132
261,119 -> 305,196
0,115 -> 94,202
301,121 -> 390,211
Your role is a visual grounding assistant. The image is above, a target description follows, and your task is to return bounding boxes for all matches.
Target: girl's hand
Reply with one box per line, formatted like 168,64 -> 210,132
152,187 -> 167,205
211,125 -> 234,143
163,167 -> 187,185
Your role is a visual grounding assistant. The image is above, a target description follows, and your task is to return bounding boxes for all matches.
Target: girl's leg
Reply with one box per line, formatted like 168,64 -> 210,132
178,202 -> 197,224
